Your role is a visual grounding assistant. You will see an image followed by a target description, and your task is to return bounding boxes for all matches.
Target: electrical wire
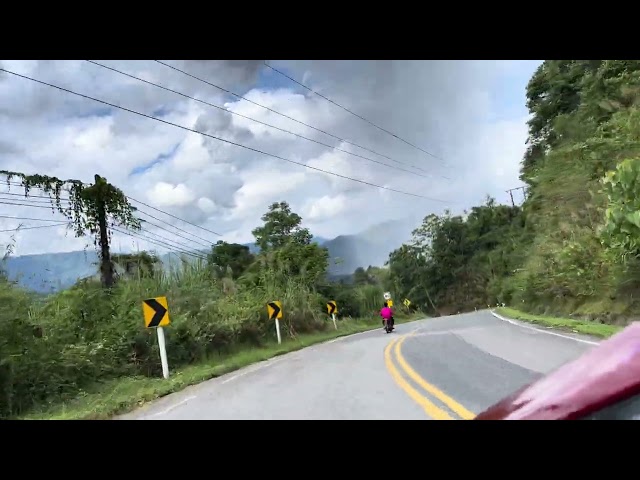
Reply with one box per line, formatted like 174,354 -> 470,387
153,60 -> 435,174
0,181 -> 219,245
0,194 -> 71,205
113,226 -> 206,258
2,179 -> 221,242
0,190 -> 73,201
137,222 -> 210,251
0,200 -> 66,210
126,195 -> 222,238
0,188 -> 209,258
87,60 -> 445,180
0,67 -> 451,203
112,226 -> 208,260
0,201 -> 207,256
0,197 -> 213,249
0,222 -> 69,233
134,208 -> 215,246
264,61 -> 447,165
0,214 -> 70,222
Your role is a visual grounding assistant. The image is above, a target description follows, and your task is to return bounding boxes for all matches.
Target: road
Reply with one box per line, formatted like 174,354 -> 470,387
117,310 -> 599,420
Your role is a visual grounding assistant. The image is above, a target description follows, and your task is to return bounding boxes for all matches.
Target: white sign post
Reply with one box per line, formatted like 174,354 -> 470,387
156,326 -> 170,379
331,313 -> 337,330
275,318 -> 282,345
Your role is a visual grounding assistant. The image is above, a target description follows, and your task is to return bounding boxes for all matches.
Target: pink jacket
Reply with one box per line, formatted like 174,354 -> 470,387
380,307 -> 393,319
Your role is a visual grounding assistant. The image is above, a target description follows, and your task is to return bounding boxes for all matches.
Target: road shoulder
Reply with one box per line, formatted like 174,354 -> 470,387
492,307 -> 619,341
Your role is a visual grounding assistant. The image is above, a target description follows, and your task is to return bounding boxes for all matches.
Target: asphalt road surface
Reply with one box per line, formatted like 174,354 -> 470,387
118,310 -> 600,420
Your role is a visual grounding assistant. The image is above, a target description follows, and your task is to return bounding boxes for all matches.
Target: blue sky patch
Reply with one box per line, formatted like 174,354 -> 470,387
130,142 -> 181,176
152,105 -> 172,117
487,61 -> 540,122
75,107 -> 114,119
256,63 -> 303,93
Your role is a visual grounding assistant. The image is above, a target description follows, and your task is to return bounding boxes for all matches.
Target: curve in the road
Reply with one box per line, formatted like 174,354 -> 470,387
384,332 -> 476,420
383,311 -> 598,420
384,335 -> 453,419
118,310 -> 599,420
397,332 -> 476,419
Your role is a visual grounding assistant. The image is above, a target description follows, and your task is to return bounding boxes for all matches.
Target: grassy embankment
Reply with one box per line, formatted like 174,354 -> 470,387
494,306 -> 623,339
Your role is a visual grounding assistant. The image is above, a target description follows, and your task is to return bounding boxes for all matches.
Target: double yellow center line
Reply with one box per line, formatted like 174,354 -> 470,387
384,331 -> 476,420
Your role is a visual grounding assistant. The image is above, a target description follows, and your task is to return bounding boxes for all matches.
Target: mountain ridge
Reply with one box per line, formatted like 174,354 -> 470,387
0,220 -> 413,293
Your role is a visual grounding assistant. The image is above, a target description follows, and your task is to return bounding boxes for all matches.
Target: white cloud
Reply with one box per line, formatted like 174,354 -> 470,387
147,182 -> 195,207
304,194 -> 348,221
0,59 -> 541,256
197,197 -> 218,214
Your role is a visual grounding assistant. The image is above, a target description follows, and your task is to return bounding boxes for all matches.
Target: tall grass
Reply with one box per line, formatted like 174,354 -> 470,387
0,257 -> 388,419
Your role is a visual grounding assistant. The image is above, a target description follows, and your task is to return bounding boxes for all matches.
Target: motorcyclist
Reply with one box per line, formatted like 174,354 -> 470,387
380,302 -> 394,330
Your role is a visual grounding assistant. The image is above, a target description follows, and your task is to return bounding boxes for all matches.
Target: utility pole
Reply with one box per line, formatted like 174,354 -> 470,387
94,174 -> 115,288
506,186 -> 527,207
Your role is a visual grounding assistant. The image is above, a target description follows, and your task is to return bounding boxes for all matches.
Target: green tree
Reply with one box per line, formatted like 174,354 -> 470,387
601,158 -> 640,260
112,252 -> 159,279
251,201 -> 311,251
522,60 -> 602,180
0,171 -> 140,287
386,198 -> 526,313
207,240 -> 255,279
353,267 -> 370,285
248,201 -> 328,287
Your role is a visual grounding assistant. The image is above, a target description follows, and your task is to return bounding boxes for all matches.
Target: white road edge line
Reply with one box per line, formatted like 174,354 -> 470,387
490,310 -> 600,346
325,327 -> 381,344
142,395 -> 197,419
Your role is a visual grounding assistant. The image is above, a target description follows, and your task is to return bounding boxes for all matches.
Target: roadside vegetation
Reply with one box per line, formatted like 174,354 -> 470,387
386,60 -> 640,330
0,199 -> 420,420
494,307 -> 621,338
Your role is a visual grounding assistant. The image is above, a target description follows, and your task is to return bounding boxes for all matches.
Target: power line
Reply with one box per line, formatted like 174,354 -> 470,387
0,194 -> 208,255
0,194 -> 71,205
264,61 -> 447,166
87,61 -> 444,180
112,226 -> 208,260
1,180 -> 220,244
138,216 -> 211,249
114,226 -> 204,257
136,225 -> 210,255
138,217 -> 211,247
0,200 -> 65,210
0,195 -> 212,249
154,60 -> 438,175
0,222 -> 69,233
136,214 -> 216,246
0,214 -> 70,223
0,190 -> 72,200
127,196 -> 222,238
0,67 -> 451,203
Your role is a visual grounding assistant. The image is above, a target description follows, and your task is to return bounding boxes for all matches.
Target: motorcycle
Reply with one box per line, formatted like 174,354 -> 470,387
383,317 -> 394,334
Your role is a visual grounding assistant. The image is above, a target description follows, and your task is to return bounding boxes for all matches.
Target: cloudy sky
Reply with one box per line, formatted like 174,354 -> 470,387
0,59 -> 541,257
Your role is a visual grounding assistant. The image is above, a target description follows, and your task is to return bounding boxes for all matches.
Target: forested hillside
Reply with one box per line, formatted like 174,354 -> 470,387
387,60 -> 640,323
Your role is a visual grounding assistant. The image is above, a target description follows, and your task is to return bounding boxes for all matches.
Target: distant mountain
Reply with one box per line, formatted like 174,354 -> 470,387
1,249 -> 101,293
0,226 -> 408,293
323,220 -> 414,276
